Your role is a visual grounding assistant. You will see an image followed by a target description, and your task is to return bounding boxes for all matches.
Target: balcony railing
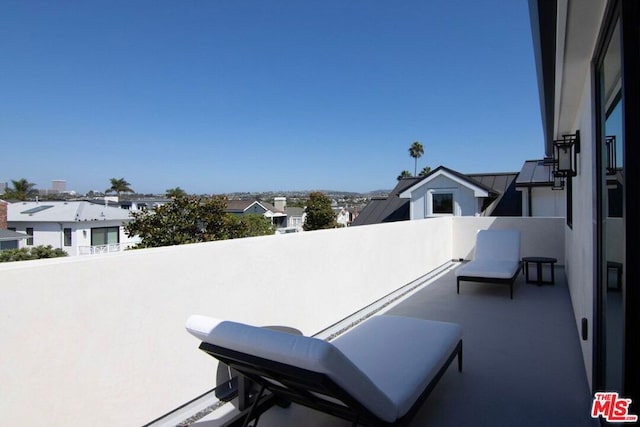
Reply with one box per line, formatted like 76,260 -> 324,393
77,241 -> 140,255
0,217 -> 567,426
78,243 -> 124,255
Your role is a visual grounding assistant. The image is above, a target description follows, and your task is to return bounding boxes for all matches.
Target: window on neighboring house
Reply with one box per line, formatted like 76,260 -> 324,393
432,193 -> 454,214
64,228 -> 72,246
26,227 -> 34,245
8,227 -> 16,231
91,227 -> 120,246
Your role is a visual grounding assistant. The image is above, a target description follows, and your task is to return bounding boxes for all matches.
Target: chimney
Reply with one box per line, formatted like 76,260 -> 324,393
0,200 -> 7,229
274,197 -> 286,212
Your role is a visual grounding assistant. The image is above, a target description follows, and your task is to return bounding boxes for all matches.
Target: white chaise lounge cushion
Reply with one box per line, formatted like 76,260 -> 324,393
456,260 -> 521,279
186,315 -> 396,422
332,315 -> 462,419
455,229 -> 521,278
185,314 -> 462,423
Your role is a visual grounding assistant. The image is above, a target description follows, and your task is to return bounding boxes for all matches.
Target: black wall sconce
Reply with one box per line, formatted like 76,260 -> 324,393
544,156 -> 565,190
551,174 -> 565,190
553,130 -> 580,177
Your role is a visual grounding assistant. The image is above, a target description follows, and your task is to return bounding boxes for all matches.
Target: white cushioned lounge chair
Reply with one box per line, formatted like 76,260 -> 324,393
455,229 -> 522,299
186,314 -> 462,427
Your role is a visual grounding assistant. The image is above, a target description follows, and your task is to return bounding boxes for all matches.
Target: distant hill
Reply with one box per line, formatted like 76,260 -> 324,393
366,189 -> 391,197
223,189 -> 391,199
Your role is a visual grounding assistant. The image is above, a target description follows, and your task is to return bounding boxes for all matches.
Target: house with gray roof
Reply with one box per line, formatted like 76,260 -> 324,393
0,200 -> 29,250
225,199 -> 288,229
7,201 -> 139,256
352,166 -> 521,226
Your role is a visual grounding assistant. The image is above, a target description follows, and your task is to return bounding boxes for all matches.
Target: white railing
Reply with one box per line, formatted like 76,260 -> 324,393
0,217 -> 564,427
77,241 -> 140,255
78,243 -> 123,255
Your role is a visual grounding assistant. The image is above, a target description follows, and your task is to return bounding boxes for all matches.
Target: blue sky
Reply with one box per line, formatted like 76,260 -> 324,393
1,1 -> 543,195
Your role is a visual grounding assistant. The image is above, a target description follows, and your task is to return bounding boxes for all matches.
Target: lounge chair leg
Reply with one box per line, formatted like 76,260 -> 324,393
457,341 -> 463,372
242,385 -> 267,427
457,278 -> 460,294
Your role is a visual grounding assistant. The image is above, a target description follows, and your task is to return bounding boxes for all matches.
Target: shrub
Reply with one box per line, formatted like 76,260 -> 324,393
0,245 -> 68,263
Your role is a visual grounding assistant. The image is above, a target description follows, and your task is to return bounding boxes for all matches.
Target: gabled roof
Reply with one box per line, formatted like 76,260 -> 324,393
353,167 -> 522,227
0,229 -> 29,242
224,199 -> 287,218
398,166 -> 495,199
225,200 -> 270,213
260,201 -> 279,213
351,177 -> 421,226
7,201 -> 132,222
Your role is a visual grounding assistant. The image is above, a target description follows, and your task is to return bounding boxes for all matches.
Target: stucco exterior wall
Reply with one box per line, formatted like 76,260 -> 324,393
0,217 -> 456,426
563,63 -> 598,389
452,216 -> 565,263
532,187 -> 566,216
0,216 -> 570,426
10,221 -> 65,249
518,187 -> 566,217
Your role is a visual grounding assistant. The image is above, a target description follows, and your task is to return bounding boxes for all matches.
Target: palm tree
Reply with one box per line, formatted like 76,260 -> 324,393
419,166 -> 432,177
165,187 -> 187,198
106,178 -> 134,196
6,178 -> 37,200
408,141 -> 424,176
397,170 -> 413,181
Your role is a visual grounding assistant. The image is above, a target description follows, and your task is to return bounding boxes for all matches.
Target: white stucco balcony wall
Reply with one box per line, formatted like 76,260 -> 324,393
0,217 -> 564,426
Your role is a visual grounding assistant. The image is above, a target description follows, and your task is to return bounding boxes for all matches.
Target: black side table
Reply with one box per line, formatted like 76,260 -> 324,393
522,257 -> 557,285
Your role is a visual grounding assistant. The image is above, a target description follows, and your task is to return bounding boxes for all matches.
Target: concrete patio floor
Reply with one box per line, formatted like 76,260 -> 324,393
195,266 -> 598,427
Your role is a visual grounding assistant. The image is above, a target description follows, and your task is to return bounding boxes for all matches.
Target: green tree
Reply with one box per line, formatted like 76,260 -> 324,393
419,166 -> 432,177
221,214 -> 249,240
125,196 -> 226,248
5,178 -> 38,200
397,170 -> 413,181
106,178 -> 134,196
124,196 -> 273,248
165,187 -> 188,198
408,141 -> 424,176
241,214 -> 275,236
303,192 -> 337,231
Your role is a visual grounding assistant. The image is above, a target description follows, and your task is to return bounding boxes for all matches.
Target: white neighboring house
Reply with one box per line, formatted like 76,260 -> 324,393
7,201 -> 139,256
398,166 -> 495,219
336,207 -> 352,227
117,197 -> 171,211
225,199 -> 288,229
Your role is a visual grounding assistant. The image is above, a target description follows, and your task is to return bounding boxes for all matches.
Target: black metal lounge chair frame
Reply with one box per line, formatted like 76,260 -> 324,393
456,262 -> 522,299
198,339 -> 463,427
